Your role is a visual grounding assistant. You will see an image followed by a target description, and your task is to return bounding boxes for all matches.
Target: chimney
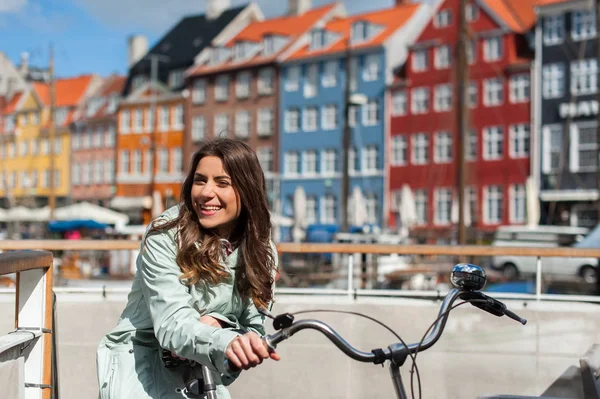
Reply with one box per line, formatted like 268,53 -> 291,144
19,52 -> 29,77
206,0 -> 231,20
128,35 -> 148,68
288,0 -> 311,16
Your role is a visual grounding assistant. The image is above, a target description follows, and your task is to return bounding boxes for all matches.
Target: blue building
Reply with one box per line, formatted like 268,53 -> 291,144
278,2 -> 431,241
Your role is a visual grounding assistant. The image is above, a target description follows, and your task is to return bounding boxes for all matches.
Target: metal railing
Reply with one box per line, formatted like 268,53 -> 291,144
0,250 -> 55,399
0,240 -> 600,303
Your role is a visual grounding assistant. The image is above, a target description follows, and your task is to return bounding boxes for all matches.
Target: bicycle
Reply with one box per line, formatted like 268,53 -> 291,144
186,263 -> 527,399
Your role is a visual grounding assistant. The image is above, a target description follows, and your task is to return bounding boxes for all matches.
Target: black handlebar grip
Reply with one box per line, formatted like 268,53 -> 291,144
504,308 -> 527,325
224,359 -> 241,374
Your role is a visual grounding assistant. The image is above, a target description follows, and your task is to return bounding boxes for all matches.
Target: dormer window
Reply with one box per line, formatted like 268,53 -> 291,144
86,97 -> 104,117
263,34 -> 287,56
351,21 -> 383,44
210,46 -> 231,65
310,29 -> 326,50
235,41 -> 250,61
168,69 -> 185,89
55,108 -> 68,125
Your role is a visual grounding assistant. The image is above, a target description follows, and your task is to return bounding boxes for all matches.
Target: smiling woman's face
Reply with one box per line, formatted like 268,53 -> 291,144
191,156 -> 240,238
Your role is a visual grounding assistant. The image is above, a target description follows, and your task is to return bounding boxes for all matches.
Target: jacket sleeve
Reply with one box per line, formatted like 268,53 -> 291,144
237,241 -> 279,336
137,228 -> 239,374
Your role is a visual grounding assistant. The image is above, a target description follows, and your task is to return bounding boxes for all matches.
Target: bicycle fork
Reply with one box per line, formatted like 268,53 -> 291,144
389,361 -> 408,399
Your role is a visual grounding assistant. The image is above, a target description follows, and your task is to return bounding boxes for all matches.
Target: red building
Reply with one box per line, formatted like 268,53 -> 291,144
388,0 -> 537,241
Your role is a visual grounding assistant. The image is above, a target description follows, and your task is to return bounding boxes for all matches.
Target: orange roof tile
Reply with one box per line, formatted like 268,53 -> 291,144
482,0 -> 538,33
188,3 -> 336,76
2,92 -> 23,114
288,3 -> 420,60
34,75 -> 94,108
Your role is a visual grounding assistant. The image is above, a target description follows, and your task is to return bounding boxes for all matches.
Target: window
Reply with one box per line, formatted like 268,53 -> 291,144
42,170 -> 49,188
571,59 -> 598,95
412,50 -> 428,72
172,148 -> 182,173
303,107 -> 318,132
173,105 -> 184,129
236,72 -> 251,98
468,81 -> 477,108
412,133 -> 429,165
285,108 -> 300,133
363,54 -> 380,81
544,15 -> 564,45
348,147 -> 358,173
120,110 -> 130,133
234,41 -> 250,61
235,111 -> 251,138
284,151 -> 299,176
192,116 -> 206,142
145,150 -> 153,174
72,164 -> 80,185
484,185 -> 503,224
391,135 -> 407,166
55,108 -> 67,125
411,87 -> 430,114
321,105 -> 338,130
509,74 -> 530,103
257,108 -> 274,136
542,125 -> 562,173
483,126 -> 504,160
542,63 -> 565,98
306,196 -> 317,224
434,84 -> 452,112
466,40 -> 476,64
510,185 -> 526,223
192,79 -> 206,104
466,129 -> 477,161
365,193 -> 377,224
85,129 -> 93,149
310,29 -> 326,50
106,125 -> 116,147
466,3 -> 479,21
483,36 -> 502,62
392,90 -> 407,116
215,75 -> 229,101
257,147 -> 273,173
30,139 -> 38,155
31,112 -> 39,125
349,105 -> 359,127
415,189 -> 428,225
361,145 -> 378,173
320,194 -> 336,224
159,106 -> 169,131
434,188 -> 452,225
434,131 -> 453,163
214,114 -> 229,136
40,139 -> 48,155
362,100 -> 379,126
120,150 -> 129,174
263,35 -> 278,56
434,9 -> 452,28
168,69 -> 184,89
571,122 -> 598,172
572,10 -> 596,41
302,150 -> 317,175
350,57 -> 359,91
132,150 -> 142,174
146,109 -> 155,132
483,78 -> 504,106
434,45 -> 451,69
304,64 -> 318,98
258,68 -> 274,95
94,127 -> 103,148
19,141 -> 27,156
467,187 -> 478,224
321,149 -> 336,174
322,61 -> 338,87
105,160 -> 114,184
158,148 -> 169,173
509,124 -> 530,158
285,66 -> 300,91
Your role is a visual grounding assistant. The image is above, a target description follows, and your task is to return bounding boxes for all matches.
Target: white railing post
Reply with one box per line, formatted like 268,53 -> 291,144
535,256 -> 542,301
347,255 -> 354,298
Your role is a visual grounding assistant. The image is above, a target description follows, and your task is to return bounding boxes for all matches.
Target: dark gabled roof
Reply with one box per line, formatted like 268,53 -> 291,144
124,5 -> 247,94
132,5 -> 246,72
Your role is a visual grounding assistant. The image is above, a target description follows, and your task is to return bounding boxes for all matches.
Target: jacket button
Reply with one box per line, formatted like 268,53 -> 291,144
129,349 -> 134,353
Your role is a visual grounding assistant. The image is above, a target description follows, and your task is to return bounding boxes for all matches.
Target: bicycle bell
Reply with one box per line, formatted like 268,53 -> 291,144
451,263 -> 487,290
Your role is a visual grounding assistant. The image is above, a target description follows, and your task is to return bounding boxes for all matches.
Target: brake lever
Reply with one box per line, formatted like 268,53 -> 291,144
459,291 -> 527,325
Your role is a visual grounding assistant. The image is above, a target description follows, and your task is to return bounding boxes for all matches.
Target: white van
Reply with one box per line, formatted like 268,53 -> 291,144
490,225 -> 598,283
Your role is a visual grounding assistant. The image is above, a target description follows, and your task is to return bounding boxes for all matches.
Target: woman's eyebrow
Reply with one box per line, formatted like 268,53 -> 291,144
194,173 -> 230,180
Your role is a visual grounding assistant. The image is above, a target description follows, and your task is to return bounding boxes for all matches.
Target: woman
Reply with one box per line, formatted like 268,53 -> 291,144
97,138 -> 279,398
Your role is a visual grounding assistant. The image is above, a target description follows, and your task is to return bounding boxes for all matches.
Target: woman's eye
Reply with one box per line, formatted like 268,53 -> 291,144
217,181 -> 230,186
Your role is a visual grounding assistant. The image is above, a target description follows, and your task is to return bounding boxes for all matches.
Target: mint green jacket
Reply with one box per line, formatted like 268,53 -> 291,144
96,206 -> 276,398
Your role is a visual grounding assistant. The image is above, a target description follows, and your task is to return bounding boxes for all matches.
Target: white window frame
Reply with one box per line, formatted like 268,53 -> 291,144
543,14 -> 565,45
411,87 -> 430,114
509,74 -> 530,103
434,45 -> 451,69
542,63 -> 565,99
434,9 -> 452,28
415,189 -> 428,225
120,110 -> 130,133
570,121 -> 599,172
159,106 -> 169,131
466,129 -> 478,161
483,78 -> 504,106
192,116 -> 206,142
363,54 -> 380,81
285,108 -> 300,133
468,81 -> 478,108
172,105 -> 184,130
509,124 -> 530,159
258,68 -> 275,95
303,107 -> 318,132
257,147 -> 273,173
320,194 -> 336,224
392,90 -> 407,116
361,145 -> 378,173
322,61 -> 338,87
304,64 -> 318,98
215,75 -> 230,101
236,72 -> 251,99
484,185 -> 504,225
284,151 -> 300,176
483,36 -> 503,62
434,84 -> 452,112
391,135 -> 407,166
412,50 -> 428,72
302,150 -> 318,176
509,184 -> 526,224
362,99 -> 379,126
483,126 -> 504,160
571,10 -> 596,41
321,105 -> 338,130
434,188 -> 452,225
257,108 -> 274,136
434,131 -> 453,163
214,113 -> 229,136
570,59 -> 598,95
285,66 -> 300,92
192,79 -> 206,104
321,149 -> 336,175
411,133 -> 429,165
235,110 -> 251,138
542,124 -> 562,173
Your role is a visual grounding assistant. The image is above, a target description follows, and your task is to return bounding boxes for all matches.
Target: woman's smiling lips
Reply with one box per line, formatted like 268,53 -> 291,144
200,204 -> 222,216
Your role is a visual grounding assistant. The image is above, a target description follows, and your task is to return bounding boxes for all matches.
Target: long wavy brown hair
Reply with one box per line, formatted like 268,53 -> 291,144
148,138 -> 276,309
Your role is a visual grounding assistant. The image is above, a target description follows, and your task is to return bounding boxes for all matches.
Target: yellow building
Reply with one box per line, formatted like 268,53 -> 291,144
0,75 -> 101,207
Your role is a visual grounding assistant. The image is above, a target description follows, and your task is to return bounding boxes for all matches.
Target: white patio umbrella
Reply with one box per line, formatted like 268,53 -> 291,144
5,206 -> 40,222
526,176 -> 540,228
292,186 -> 307,242
54,202 -> 129,227
350,186 -> 367,227
399,184 -> 417,239
451,190 -> 472,227
0,208 -> 6,222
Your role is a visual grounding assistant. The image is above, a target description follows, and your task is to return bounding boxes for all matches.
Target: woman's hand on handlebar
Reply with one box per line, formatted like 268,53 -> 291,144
225,332 -> 280,370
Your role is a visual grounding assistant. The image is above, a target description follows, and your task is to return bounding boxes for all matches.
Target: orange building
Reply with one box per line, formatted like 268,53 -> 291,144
110,82 -> 185,224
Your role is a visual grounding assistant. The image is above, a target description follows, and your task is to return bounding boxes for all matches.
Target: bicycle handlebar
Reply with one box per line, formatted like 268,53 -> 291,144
224,288 -> 527,374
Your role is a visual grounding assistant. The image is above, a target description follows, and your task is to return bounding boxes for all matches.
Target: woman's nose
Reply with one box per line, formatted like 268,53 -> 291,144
199,182 -> 215,197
